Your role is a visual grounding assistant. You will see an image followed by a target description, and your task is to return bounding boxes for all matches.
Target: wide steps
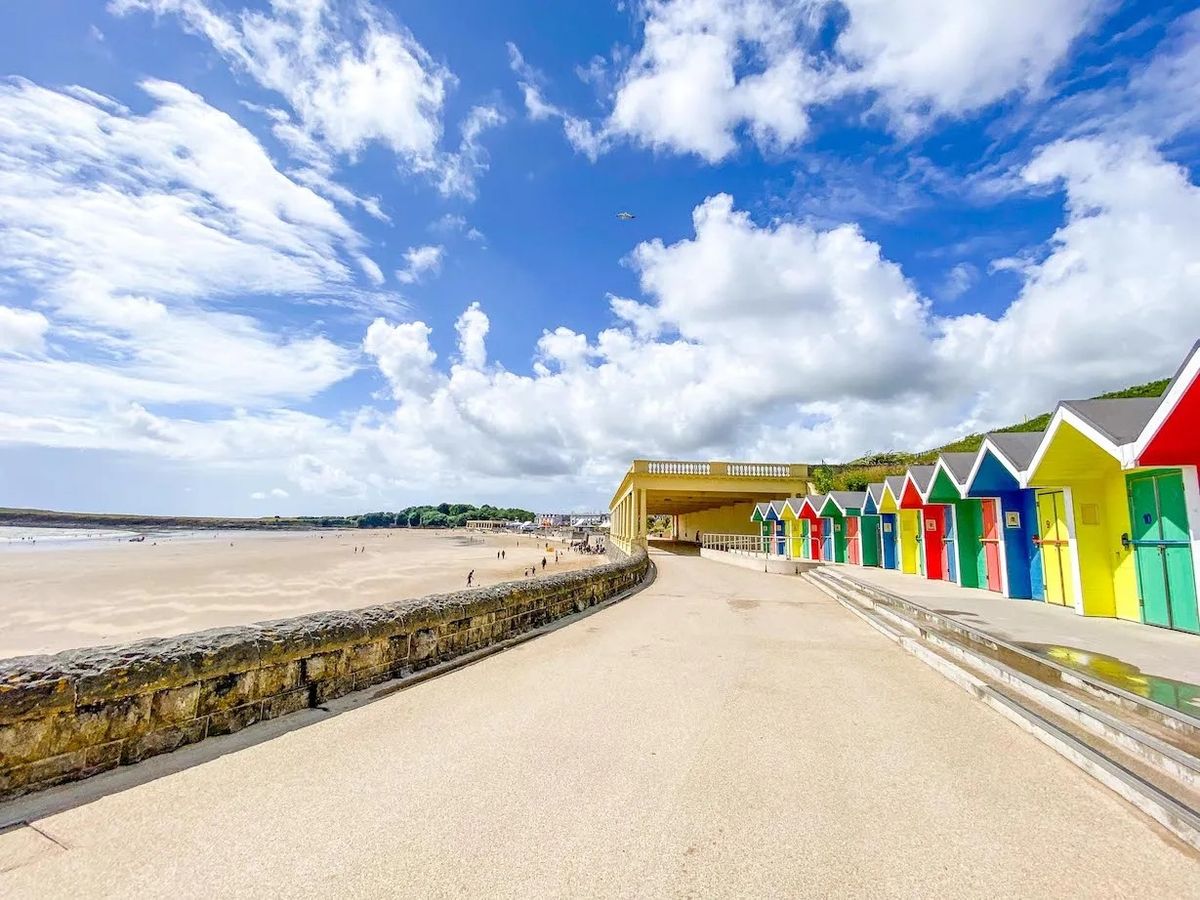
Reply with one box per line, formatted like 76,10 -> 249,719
805,567 -> 1200,852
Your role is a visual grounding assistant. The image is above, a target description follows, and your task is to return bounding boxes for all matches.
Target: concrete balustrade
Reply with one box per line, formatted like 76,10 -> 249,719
0,548 -> 650,801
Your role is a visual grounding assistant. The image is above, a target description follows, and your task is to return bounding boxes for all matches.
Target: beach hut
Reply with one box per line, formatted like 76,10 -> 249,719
900,466 -> 948,580
750,503 -> 771,553
883,475 -> 922,575
1024,398 -> 1161,620
820,492 -> 878,567
767,499 -> 788,556
1127,342 -> 1200,634
927,453 -> 989,591
964,432 -> 1045,600
795,495 -> 826,561
864,483 -> 898,570
782,497 -> 809,560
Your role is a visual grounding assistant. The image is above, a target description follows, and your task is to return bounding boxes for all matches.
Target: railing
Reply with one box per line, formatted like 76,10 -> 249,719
634,460 -> 805,478
645,461 -> 711,475
702,533 -> 770,554
727,463 -> 792,477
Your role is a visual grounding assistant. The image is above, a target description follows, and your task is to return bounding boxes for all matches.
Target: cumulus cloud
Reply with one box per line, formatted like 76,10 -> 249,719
394,245 -> 444,284
515,0 -> 1105,160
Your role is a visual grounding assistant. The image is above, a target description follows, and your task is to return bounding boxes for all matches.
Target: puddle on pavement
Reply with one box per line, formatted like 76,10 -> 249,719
1018,642 -> 1200,718
726,597 -> 760,611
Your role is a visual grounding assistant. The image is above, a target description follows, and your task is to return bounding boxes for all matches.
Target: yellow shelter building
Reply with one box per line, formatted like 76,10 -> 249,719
608,460 -> 811,554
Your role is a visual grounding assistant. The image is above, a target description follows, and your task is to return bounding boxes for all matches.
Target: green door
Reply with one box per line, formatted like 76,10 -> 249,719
1128,470 -> 1199,634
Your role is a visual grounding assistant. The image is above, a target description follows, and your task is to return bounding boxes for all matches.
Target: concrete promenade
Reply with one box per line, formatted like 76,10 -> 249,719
1,549 -> 1197,897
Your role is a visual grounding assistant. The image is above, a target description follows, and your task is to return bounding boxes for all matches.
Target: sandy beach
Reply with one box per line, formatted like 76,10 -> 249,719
0,529 -> 602,659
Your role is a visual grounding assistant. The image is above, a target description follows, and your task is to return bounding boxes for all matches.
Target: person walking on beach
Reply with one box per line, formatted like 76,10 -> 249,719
541,556 -> 547,571
467,569 -> 474,587
501,550 -> 505,559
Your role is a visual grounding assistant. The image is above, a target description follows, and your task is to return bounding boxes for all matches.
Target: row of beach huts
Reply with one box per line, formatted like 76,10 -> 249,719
751,342 -> 1200,636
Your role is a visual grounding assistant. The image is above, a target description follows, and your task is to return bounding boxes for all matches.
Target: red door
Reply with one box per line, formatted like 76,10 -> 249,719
980,499 -> 1003,593
809,517 -> 823,560
846,517 -> 861,565
923,506 -> 946,580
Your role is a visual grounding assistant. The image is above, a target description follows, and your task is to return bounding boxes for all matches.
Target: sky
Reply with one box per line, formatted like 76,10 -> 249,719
1,0 -> 1199,516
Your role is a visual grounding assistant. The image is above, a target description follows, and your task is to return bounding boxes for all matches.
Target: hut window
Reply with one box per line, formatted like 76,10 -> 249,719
1080,503 -> 1100,526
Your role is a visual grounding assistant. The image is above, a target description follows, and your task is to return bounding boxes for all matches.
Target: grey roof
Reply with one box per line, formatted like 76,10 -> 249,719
939,452 -> 978,484
986,431 -> 1044,471
802,493 -> 828,511
826,491 -> 867,512
1060,398 -> 1161,445
906,466 -> 937,492
769,499 -> 787,517
884,475 -> 906,497
752,502 -> 769,518
865,482 -> 886,502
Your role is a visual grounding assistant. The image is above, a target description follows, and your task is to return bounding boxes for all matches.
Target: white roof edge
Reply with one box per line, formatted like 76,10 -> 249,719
1130,345 -> 1200,465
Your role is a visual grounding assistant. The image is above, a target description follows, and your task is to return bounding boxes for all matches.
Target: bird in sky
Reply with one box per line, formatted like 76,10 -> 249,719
616,211 -> 635,220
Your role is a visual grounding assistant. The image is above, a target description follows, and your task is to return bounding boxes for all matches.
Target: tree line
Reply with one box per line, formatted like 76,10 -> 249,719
311,503 -> 537,530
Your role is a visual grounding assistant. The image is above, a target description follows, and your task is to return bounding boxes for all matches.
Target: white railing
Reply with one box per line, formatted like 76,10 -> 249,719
702,533 -> 771,554
636,460 -> 801,478
726,463 -> 791,477
646,460 -> 711,475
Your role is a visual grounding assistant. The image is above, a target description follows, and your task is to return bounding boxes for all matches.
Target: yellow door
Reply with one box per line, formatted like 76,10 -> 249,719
1037,490 -> 1075,608
898,509 -> 921,575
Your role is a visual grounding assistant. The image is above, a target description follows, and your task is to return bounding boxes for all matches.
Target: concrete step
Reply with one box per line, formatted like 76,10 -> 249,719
804,568 -> 1200,852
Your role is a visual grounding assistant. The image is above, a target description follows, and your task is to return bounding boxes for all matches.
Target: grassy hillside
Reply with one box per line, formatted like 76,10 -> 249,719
812,377 -> 1170,493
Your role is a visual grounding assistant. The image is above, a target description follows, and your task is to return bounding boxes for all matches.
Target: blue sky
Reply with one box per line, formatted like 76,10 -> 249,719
0,0 -> 1198,515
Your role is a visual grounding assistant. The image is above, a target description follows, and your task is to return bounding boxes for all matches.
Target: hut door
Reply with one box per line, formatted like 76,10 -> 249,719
809,518 -> 822,560
881,514 -> 898,569
980,499 -> 1003,593
923,507 -> 946,580
1036,490 -> 1074,608
941,506 -> 957,582
821,517 -> 835,561
1128,471 -> 1200,634
846,517 -> 860,565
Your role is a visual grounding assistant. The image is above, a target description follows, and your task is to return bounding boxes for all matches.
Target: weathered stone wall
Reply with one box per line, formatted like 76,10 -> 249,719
0,549 -> 649,800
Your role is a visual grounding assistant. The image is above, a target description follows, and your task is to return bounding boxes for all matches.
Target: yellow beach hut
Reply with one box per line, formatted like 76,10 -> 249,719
882,475 -> 922,575
1023,398 -> 1161,620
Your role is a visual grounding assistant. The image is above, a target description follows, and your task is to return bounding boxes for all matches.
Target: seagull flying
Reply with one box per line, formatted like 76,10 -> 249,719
616,211 -> 636,220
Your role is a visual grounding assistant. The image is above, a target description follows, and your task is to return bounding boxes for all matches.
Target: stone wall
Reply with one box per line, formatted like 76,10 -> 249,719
0,548 -> 649,800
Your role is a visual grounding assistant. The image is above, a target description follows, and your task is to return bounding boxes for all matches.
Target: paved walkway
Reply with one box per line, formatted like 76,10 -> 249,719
1,550 -> 1197,897
838,565 -> 1200,710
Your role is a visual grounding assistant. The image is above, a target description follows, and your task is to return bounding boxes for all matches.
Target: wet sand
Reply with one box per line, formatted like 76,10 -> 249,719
0,529 -> 600,658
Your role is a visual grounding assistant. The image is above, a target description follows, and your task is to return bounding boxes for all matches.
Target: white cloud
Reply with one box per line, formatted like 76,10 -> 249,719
395,244 -> 444,284
113,0 -> 503,198
250,487 -> 290,500
834,0 -> 1105,133
454,302 -> 489,370
515,0 -> 1105,160
113,0 -> 449,162
0,78 -> 368,446
0,307 -> 49,356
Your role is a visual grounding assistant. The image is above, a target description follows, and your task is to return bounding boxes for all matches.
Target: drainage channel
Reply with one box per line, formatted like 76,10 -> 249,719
805,568 -> 1200,854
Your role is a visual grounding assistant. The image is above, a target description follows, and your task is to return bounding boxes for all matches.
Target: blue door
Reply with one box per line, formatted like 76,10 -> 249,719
822,517 -> 835,561
880,513 -> 898,569
943,505 -> 958,583
775,520 -> 786,556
